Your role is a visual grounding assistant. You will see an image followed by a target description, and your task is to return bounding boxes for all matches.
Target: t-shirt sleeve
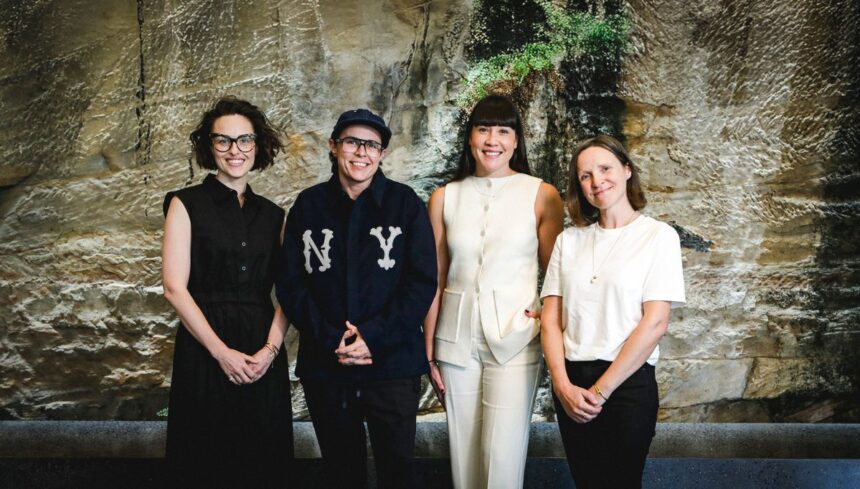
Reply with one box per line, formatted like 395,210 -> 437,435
540,232 -> 564,298
642,224 -> 686,308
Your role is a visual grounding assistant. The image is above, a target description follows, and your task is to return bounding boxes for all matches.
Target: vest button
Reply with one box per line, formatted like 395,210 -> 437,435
240,265 -> 247,271
241,241 -> 247,247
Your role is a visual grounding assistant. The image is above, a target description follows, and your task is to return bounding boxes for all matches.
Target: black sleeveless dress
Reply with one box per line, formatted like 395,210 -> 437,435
163,174 -> 292,488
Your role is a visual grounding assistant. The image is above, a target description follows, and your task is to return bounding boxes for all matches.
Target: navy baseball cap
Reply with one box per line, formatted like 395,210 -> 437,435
330,108 -> 392,149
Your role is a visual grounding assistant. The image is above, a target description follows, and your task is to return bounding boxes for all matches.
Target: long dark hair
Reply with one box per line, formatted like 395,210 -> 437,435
566,135 -> 647,226
451,95 -> 530,181
189,96 -> 284,171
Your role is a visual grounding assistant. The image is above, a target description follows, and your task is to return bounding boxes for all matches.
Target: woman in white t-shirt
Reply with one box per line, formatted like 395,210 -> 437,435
540,135 -> 685,489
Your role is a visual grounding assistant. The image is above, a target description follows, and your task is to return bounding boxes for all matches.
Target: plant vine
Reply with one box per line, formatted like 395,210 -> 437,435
457,1 -> 629,108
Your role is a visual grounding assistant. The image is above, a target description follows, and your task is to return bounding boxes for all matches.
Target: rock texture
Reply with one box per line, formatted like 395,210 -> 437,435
621,0 -> 860,422
0,0 -> 857,422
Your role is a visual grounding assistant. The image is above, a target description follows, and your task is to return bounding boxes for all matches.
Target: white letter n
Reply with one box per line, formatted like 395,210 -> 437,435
302,229 -> 333,273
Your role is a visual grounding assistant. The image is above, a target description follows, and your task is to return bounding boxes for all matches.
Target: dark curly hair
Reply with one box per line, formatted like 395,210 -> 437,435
451,95 -> 531,182
189,96 -> 284,171
566,135 -> 647,227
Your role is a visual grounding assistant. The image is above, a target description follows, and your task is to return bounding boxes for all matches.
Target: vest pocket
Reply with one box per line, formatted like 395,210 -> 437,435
435,289 -> 464,343
492,287 -> 538,339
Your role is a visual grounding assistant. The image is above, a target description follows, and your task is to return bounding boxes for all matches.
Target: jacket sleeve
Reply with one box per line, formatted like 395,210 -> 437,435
357,194 -> 438,357
275,194 -> 344,354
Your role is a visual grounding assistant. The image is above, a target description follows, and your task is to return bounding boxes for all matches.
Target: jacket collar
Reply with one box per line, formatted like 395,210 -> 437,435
326,170 -> 388,207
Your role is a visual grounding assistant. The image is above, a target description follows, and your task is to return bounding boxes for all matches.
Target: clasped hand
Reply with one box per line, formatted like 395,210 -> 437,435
216,345 -> 275,385
335,321 -> 373,366
554,380 -> 604,423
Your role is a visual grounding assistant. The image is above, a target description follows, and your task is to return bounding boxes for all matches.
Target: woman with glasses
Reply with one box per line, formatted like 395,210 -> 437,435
162,96 -> 292,487
423,95 -> 564,488
540,135 -> 685,488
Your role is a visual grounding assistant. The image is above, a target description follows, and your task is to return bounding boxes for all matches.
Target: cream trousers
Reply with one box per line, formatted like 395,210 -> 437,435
439,335 -> 541,489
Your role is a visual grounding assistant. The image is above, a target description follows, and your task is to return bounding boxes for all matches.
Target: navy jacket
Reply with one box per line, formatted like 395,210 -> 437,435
276,171 -> 437,383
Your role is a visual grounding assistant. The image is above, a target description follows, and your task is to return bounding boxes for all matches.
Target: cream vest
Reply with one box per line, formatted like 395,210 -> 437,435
434,173 -> 542,366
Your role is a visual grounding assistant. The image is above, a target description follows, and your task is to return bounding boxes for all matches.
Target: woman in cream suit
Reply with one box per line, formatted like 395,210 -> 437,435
423,95 -> 564,489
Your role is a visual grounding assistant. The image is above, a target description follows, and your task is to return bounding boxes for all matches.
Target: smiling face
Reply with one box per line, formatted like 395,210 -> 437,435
576,146 -> 632,213
468,125 -> 518,177
211,114 -> 256,183
328,124 -> 385,198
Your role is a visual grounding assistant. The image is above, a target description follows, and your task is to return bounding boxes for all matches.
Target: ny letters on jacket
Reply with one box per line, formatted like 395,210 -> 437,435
276,172 -> 437,383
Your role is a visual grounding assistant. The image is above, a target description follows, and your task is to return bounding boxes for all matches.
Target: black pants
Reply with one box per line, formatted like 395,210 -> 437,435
553,360 -> 658,489
302,376 -> 422,489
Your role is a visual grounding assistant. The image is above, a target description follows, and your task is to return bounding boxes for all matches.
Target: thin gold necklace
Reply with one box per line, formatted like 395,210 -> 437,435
590,212 -> 639,284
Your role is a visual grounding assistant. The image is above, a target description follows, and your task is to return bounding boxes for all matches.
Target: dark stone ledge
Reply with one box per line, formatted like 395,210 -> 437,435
1,458 -> 859,489
1,421 -> 859,459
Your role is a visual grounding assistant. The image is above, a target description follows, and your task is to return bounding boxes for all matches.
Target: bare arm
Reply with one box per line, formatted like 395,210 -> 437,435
590,300 -> 671,399
422,187 -> 449,403
541,296 -> 602,422
535,182 -> 564,274
248,306 -> 290,379
523,183 -> 565,321
162,197 -> 257,384
265,306 -> 289,350
540,297 -> 568,387
422,188 -> 449,360
249,218 -> 290,380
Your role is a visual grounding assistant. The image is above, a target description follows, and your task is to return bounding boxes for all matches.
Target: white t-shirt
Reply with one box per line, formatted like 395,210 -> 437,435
540,215 -> 685,365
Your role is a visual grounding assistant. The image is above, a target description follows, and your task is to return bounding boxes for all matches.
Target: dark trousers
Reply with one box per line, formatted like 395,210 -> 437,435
302,376 -> 422,489
553,360 -> 658,489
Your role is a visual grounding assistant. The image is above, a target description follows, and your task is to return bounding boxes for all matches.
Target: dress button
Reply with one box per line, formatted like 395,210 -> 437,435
478,257 -> 483,265
240,265 -> 247,271
484,204 -> 489,211
475,286 -> 480,293
486,180 -> 492,188
241,241 -> 247,247
480,230 -> 485,237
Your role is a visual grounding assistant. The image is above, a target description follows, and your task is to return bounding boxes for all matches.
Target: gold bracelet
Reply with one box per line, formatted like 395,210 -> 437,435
593,383 -> 608,401
264,342 -> 279,356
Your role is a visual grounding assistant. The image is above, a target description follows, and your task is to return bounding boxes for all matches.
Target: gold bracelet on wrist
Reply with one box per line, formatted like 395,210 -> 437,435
593,383 -> 608,401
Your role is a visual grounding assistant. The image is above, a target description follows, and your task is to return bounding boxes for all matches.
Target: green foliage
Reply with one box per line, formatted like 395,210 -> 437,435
457,1 -> 629,108
157,407 -> 168,417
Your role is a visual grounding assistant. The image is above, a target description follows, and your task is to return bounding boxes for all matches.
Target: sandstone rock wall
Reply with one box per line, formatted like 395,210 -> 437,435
0,0 -> 856,421
621,0 -> 859,421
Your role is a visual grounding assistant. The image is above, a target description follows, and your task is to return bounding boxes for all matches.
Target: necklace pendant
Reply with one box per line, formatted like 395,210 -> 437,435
590,276 -> 597,284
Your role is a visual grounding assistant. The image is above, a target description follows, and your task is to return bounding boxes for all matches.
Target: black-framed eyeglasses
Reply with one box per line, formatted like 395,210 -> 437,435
334,137 -> 384,158
210,133 -> 257,153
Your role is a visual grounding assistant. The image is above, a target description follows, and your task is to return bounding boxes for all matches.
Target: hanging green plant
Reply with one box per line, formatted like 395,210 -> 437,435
457,1 -> 629,108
